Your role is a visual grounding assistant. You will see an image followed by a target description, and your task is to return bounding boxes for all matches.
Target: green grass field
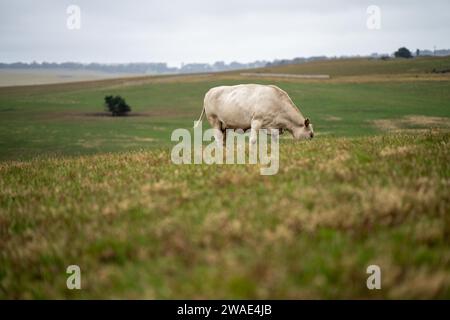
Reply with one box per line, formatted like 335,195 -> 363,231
1,57 -> 450,298
1,75 -> 450,161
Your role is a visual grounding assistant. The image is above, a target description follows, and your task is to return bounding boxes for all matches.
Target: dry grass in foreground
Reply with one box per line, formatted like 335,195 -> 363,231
0,130 -> 449,299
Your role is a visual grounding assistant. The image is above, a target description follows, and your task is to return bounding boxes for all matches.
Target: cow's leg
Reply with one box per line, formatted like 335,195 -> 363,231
208,116 -> 224,146
222,128 -> 227,146
250,119 -> 262,144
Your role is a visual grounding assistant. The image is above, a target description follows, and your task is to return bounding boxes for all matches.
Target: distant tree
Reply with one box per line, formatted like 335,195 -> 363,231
416,49 -> 420,57
104,95 -> 131,116
394,47 -> 413,59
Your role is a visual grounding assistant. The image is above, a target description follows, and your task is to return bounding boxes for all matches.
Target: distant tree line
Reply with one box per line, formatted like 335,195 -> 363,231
1,48 -> 449,74
0,62 -> 178,74
267,48 -> 450,67
0,61 -> 268,74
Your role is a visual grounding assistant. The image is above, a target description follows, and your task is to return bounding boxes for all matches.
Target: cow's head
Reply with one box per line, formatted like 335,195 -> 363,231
293,118 -> 314,139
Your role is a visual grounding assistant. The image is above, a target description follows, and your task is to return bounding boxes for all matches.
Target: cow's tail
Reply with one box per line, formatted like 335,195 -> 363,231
194,106 -> 205,128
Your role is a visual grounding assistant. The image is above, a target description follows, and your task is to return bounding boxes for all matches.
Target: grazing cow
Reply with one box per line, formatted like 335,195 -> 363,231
195,84 -> 314,144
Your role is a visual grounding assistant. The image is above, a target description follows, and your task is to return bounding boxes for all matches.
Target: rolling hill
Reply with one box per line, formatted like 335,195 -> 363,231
1,56 -> 449,298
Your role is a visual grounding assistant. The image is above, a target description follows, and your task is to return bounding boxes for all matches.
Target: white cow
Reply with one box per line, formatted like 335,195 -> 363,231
195,84 -> 314,144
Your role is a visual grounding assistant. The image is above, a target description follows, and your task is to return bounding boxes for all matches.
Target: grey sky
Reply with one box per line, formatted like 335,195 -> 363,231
1,0 -> 449,66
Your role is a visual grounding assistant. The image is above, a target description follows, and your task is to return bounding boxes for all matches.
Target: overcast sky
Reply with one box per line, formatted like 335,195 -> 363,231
1,0 -> 449,66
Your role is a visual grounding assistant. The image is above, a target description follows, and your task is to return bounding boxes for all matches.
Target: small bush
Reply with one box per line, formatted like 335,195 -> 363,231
394,47 -> 413,59
104,95 -> 131,116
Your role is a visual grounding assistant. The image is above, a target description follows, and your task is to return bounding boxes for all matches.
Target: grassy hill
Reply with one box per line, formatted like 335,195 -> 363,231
1,57 -> 450,161
0,68 -> 137,87
1,57 -> 450,298
1,131 -> 449,299
257,56 -> 450,77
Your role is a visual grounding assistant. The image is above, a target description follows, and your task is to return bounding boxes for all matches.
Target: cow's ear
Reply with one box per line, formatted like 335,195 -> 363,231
304,118 -> 310,127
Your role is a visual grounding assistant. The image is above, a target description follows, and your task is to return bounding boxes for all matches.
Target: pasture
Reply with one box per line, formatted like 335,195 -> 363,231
1,57 -> 450,298
0,68 -> 136,87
